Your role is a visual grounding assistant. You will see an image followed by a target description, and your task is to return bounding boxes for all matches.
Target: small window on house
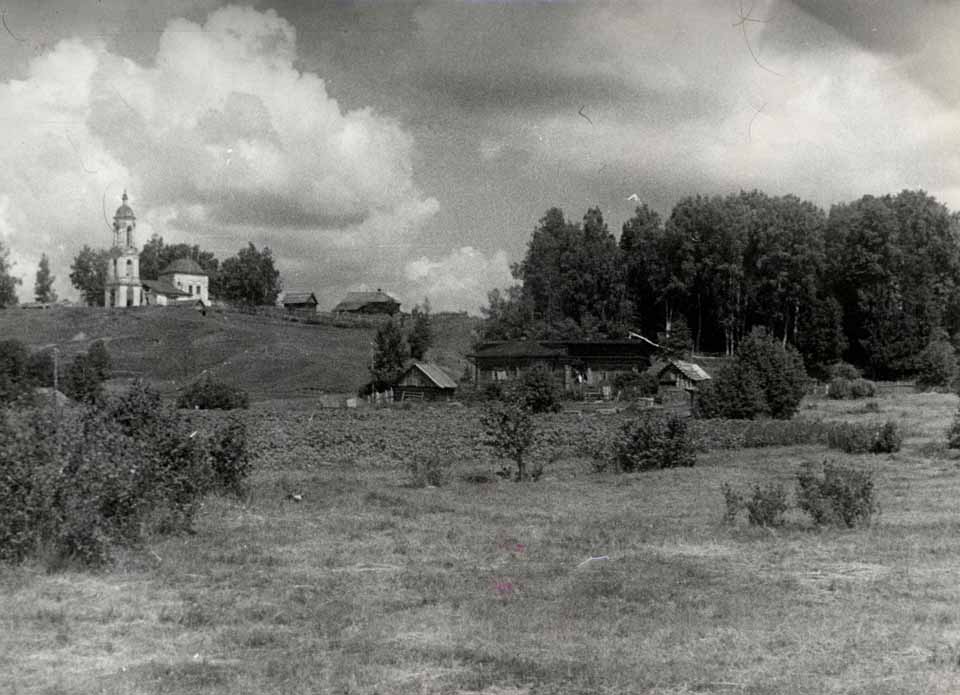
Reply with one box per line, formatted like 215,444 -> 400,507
125,259 -> 132,277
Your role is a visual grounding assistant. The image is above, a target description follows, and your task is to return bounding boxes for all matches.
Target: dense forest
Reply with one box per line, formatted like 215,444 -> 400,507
481,189 -> 960,380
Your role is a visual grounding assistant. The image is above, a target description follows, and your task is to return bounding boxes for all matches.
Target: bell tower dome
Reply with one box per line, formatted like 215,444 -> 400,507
113,190 -> 137,249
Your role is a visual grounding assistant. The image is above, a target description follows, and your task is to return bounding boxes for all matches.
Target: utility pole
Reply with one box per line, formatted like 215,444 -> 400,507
52,347 -> 59,393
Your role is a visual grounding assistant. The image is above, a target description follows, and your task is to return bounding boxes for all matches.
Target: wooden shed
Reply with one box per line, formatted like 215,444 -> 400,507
395,361 -> 458,401
656,358 -> 711,408
657,359 -> 711,389
282,291 -> 319,312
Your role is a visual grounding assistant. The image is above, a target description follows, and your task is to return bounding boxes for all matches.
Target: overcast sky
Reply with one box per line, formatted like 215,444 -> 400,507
1,0 -> 959,312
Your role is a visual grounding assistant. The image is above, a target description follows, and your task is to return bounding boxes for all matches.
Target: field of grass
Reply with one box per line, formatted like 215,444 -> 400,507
4,392 -> 960,694
0,306 -> 477,400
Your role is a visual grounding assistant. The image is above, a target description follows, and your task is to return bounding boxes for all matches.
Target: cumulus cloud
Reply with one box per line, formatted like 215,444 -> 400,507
0,5 -> 437,301
434,0 -> 960,213
403,246 -> 513,314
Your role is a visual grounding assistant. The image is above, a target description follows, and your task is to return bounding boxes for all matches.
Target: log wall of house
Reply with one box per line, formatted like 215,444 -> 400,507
395,385 -> 454,401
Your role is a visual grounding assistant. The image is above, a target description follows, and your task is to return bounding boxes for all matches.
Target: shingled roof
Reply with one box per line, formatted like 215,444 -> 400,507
469,341 -> 568,359
333,290 -> 399,312
283,292 -> 318,306
142,278 -> 190,297
661,359 -> 711,382
403,361 -> 458,389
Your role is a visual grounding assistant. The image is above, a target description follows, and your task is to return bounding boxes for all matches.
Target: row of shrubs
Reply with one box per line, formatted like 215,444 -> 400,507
685,418 -> 829,451
592,413 -> 903,469
825,421 -> 903,454
0,382 -> 251,567
723,460 -> 878,528
827,377 -> 877,400
0,339 -> 112,405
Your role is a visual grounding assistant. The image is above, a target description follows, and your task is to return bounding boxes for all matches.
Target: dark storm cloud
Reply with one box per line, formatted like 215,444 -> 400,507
788,0 -> 960,104
204,192 -> 370,230
788,0 -> 938,53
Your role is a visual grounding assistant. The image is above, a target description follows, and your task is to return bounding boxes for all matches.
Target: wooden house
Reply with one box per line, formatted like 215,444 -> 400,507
282,292 -> 319,312
333,289 -> 400,316
469,340 -> 655,394
395,361 -> 458,401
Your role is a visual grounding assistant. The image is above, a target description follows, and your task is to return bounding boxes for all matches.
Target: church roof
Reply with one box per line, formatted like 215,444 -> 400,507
142,279 -> 190,297
114,191 -> 135,219
160,258 -> 207,276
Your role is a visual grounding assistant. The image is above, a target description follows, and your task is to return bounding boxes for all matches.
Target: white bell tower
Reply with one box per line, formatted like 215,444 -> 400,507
104,190 -> 143,307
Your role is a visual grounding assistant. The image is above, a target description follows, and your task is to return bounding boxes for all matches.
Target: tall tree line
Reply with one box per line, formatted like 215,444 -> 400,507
482,189 -> 960,379
67,238 -> 281,307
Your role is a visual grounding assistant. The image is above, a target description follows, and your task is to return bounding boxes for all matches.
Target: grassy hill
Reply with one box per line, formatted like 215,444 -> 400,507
0,305 -> 479,400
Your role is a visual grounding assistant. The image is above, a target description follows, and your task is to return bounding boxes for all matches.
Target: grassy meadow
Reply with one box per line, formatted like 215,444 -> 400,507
4,391 -> 960,694
0,306 -> 478,400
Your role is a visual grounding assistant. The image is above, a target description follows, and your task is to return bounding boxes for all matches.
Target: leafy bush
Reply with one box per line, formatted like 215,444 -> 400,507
481,399 -> 537,481
205,416 -> 252,497
828,362 -> 861,380
613,412 -> 696,472
795,460 -> 878,527
720,482 -> 745,523
721,481 -> 788,526
482,382 -> 504,401
871,421 -> 903,453
827,377 -> 876,400
915,332 -> 958,390
947,406 -> 960,449
99,378 -> 167,439
64,356 -> 103,404
60,341 -> 112,405
824,422 -> 869,454
0,381 -> 252,567
696,365 -> 765,419
826,420 -> 902,454
0,404 -> 152,566
826,377 -> 851,399
25,349 -> 61,388
696,330 -> 808,420
0,340 -> 32,403
745,483 -> 789,527
177,376 -> 249,410
509,365 -> 561,413
613,371 -> 658,399
86,340 -> 111,381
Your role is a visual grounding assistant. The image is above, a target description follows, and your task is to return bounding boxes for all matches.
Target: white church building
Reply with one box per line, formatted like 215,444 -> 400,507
104,192 -> 210,307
